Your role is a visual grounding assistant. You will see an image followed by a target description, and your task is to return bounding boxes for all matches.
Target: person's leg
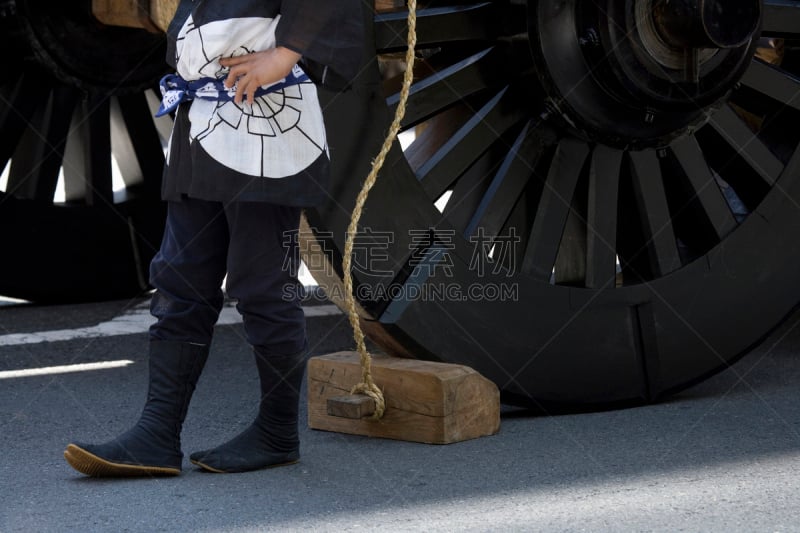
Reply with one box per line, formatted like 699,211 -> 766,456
189,202 -> 307,473
148,197 -> 230,345
64,198 -> 229,476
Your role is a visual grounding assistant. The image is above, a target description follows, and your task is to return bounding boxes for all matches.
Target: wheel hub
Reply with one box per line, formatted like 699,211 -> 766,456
653,0 -> 761,49
529,0 -> 762,148
15,0 -> 167,92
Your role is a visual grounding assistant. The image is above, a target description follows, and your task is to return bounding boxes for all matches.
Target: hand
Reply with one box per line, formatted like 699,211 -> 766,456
219,47 -> 302,106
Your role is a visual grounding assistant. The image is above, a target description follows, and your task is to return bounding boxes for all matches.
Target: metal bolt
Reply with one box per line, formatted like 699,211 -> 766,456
579,29 -> 600,47
540,100 -> 558,122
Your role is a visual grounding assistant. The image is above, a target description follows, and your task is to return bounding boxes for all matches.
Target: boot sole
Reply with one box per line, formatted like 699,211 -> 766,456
190,457 -> 299,474
64,444 -> 181,477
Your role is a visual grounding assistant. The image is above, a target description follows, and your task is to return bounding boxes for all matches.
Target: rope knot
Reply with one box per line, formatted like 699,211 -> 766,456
350,380 -> 386,420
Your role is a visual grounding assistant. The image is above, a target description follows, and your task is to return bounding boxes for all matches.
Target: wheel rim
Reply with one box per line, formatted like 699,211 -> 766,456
0,1 -> 168,302
311,0 -> 800,405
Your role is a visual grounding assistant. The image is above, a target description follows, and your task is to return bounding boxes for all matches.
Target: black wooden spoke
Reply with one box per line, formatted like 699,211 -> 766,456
440,145 -> 504,235
403,105 -> 471,173
629,150 -> 681,277
464,120 -> 555,240
7,87 -> 77,202
521,137 -> 589,281
710,104 -> 786,186
670,135 -> 738,241
375,3 -> 497,53
762,0 -> 800,37
740,60 -> 800,112
585,145 -> 623,289
86,97 -> 114,206
0,74 -> 48,173
387,47 -> 504,129
553,183 -> 588,285
111,92 -> 165,196
63,96 -> 113,205
415,86 -> 527,199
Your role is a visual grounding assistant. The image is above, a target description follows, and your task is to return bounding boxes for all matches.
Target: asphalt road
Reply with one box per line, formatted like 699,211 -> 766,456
1,293 -> 799,532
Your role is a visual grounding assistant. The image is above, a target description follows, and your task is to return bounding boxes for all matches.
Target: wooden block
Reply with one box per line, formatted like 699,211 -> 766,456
91,0 -> 159,32
307,352 -> 500,444
150,0 -> 179,32
327,395 -> 376,419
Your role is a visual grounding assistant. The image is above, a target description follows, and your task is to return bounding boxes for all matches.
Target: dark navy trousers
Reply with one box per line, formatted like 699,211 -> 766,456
148,197 -> 307,356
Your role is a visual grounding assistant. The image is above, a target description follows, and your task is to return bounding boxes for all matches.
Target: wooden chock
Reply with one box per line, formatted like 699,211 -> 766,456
307,351 -> 501,444
327,395 -> 376,419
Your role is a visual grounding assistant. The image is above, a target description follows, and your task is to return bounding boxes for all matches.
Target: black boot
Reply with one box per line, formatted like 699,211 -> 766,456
64,340 -> 209,477
189,346 -> 306,473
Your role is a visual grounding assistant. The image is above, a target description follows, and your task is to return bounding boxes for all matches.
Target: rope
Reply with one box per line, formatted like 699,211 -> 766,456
342,0 -> 417,420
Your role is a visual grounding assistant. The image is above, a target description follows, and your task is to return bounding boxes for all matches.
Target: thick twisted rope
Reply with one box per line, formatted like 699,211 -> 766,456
342,0 -> 417,420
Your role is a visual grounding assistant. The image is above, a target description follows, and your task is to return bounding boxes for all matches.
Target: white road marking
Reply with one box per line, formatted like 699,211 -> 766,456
0,360 -> 134,379
0,303 -> 342,347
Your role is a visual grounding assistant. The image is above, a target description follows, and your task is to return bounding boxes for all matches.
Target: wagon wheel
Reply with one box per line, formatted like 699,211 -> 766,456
310,0 -> 800,405
0,1 -> 169,302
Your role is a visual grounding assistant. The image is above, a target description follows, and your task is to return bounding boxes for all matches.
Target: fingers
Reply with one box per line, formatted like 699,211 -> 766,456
243,81 -> 255,106
219,51 -> 275,105
230,75 -> 259,106
246,85 -> 256,106
235,76 -> 247,105
222,58 -> 258,104
219,54 -> 251,67
224,70 -> 238,90
225,65 -> 256,105
224,62 -> 250,87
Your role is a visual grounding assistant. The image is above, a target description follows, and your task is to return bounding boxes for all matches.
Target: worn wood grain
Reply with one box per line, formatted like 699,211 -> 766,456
327,395 -> 376,419
308,352 -> 500,444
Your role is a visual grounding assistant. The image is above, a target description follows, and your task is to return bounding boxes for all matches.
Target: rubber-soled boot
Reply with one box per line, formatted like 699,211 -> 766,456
189,346 -> 306,473
64,340 -> 209,477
